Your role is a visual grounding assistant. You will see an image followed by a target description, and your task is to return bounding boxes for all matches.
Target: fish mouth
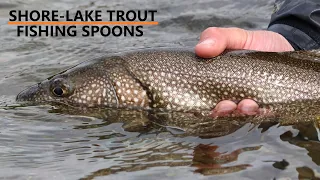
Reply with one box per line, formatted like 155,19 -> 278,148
16,84 -> 41,102
16,84 -> 77,108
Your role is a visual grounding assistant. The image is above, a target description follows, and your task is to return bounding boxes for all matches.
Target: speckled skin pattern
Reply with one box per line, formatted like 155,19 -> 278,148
16,49 -> 320,122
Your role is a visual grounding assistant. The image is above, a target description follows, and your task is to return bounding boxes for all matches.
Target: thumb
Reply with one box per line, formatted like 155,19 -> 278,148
195,27 -> 294,58
195,27 -> 248,58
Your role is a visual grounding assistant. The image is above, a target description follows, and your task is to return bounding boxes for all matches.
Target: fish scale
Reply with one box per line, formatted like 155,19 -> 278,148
16,49 -> 320,123
122,50 -> 320,111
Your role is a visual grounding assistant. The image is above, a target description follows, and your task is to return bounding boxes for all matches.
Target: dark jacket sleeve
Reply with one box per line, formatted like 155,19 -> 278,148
267,0 -> 320,50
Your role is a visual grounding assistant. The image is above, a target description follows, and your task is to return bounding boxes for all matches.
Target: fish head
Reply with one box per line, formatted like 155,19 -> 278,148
16,58 -> 119,108
16,74 -> 75,107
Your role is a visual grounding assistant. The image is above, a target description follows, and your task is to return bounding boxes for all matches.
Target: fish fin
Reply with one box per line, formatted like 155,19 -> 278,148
148,111 -> 259,138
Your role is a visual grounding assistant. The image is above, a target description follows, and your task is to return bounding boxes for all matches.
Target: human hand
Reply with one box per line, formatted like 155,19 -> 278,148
195,27 -> 294,116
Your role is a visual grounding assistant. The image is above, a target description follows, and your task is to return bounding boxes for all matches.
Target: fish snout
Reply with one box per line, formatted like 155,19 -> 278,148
16,84 -> 44,102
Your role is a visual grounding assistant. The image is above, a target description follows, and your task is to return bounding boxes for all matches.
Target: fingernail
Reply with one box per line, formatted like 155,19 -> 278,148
199,38 -> 215,46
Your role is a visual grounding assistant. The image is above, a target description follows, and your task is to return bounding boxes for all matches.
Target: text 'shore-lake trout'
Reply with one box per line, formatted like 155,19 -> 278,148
16,49 -> 320,125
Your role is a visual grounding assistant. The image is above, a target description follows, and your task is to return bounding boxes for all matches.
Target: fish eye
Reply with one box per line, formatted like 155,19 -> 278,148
50,77 -> 74,97
52,87 -> 65,97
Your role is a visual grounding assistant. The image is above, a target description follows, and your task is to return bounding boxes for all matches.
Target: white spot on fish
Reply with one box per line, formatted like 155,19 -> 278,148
102,89 -> 106,97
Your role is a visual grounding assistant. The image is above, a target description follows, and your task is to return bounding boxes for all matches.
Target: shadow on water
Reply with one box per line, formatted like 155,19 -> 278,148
3,105 -> 319,179
61,107 -> 320,179
52,107 -> 265,179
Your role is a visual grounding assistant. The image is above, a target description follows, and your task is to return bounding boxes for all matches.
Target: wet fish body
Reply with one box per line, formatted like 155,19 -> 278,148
16,49 -> 320,123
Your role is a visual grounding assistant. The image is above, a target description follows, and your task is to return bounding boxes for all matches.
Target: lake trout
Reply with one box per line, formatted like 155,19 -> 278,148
16,49 -> 320,136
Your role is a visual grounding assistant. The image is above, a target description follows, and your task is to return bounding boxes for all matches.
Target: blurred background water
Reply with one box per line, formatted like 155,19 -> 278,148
1,0 -> 320,179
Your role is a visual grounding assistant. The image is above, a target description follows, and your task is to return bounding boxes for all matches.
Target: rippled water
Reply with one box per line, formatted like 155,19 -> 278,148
1,0 -> 320,179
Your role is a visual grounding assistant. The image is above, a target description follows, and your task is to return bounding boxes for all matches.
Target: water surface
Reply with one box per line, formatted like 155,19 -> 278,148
1,0 -> 320,179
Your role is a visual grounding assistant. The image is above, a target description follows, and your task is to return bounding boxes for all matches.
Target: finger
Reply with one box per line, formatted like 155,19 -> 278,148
236,99 -> 259,115
211,100 -> 237,117
195,27 -> 294,58
195,27 -> 249,58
